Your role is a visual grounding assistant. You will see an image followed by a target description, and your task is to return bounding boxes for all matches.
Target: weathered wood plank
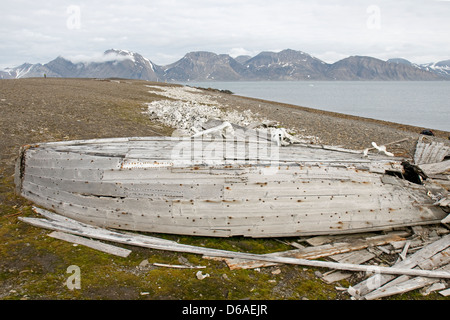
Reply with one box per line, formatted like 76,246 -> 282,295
439,288 -> 450,296
305,232 -> 386,247
25,156 -> 122,170
414,137 -> 450,165
348,234 -> 450,298
215,233 -> 406,270
364,263 -> 450,300
21,171 -> 446,238
322,249 -> 376,283
419,160 -> 450,176
25,174 -> 224,199
363,247 -> 450,298
329,249 -> 376,265
442,214 -> 450,224
48,231 -> 132,257
21,188 -> 442,238
18,212 -> 450,279
24,166 -> 103,180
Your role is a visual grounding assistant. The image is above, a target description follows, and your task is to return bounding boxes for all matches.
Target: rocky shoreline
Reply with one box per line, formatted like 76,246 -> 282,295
165,83 -> 450,158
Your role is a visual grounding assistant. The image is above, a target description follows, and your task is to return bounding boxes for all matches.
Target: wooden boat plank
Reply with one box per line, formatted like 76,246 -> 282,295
25,174 -> 225,200
29,194 -> 231,237
363,254 -> 450,300
22,170 -> 446,235
414,137 -> 450,165
32,137 -> 402,166
419,160 -> 450,176
24,167 -> 103,180
26,149 -> 98,161
22,182 -> 175,213
218,233 -> 404,270
22,179 -> 442,237
349,234 -> 450,298
24,174 -> 125,197
101,168 -> 245,182
21,184 -> 445,238
21,190 -> 178,233
48,231 -> 132,257
222,180 -> 388,199
25,167 -> 103,180
23,174 -> 443,220
99,165 -> 385,184
25,157 -> 122,170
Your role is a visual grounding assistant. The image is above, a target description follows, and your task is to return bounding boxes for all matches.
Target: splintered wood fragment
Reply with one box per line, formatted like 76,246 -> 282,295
419,160 -> 450,176
439,288 -> 450,296
363,264 -> 450,300
442,214 -> 450,224
348,234 -> 450,298
322,271 -> 352,284
417,247 -> 450,270
422,282 -> 447,296
399,241 -> 411,260
48,231 -> 132,257
18,211 -> 450,280
329,249 -> 376,265
216,233 -> 406,270
414,136 -> 450,165
304,233 -> 380,247
438,197 -> 450,208
363,247 -> 450,300
322,249 -> 375,284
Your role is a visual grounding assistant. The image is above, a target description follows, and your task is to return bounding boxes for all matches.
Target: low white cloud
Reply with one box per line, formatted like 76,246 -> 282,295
228,48 -> 257,58
64,51 -> 134,64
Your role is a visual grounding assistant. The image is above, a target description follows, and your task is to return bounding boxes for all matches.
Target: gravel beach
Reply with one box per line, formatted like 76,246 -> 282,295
1,78 -> 449,172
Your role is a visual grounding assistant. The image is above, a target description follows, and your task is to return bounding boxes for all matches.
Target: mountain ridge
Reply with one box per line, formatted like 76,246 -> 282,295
1,48 -> 448,81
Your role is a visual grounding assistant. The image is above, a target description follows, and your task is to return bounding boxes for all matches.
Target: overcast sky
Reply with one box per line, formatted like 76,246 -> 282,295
1,0 -> 449,68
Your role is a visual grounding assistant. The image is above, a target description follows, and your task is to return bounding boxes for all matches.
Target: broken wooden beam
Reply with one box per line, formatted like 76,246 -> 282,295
419,160 -> 450,176
364,264 -> 450,300
18,208 -> 450,280
439,288 -> 450,296
208,232 -> 407,270
48,231 -> 132,258
414,136 -> 450,165
348,233 -> 450,298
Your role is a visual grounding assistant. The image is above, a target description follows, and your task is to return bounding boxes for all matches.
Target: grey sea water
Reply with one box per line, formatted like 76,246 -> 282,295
180,81 -> 450,132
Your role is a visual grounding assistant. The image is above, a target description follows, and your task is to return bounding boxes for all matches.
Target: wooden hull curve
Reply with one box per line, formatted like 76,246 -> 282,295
15,137 -> 447,237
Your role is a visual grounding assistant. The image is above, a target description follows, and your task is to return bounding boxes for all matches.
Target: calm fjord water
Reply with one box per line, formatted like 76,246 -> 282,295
181,81 -> 450,132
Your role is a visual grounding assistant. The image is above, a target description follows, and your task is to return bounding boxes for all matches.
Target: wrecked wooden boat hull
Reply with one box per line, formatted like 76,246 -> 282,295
15,136 -> 447,237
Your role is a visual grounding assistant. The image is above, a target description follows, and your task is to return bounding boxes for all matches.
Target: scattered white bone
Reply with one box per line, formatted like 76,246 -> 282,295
145,99 -> 319,145
196,271 -> 210,280
146,85 -> 219,105
371,142 -> 395,157
191,121 -> 234,138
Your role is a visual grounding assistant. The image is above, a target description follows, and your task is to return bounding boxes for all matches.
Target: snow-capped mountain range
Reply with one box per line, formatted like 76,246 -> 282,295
1,48 -> 449,81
